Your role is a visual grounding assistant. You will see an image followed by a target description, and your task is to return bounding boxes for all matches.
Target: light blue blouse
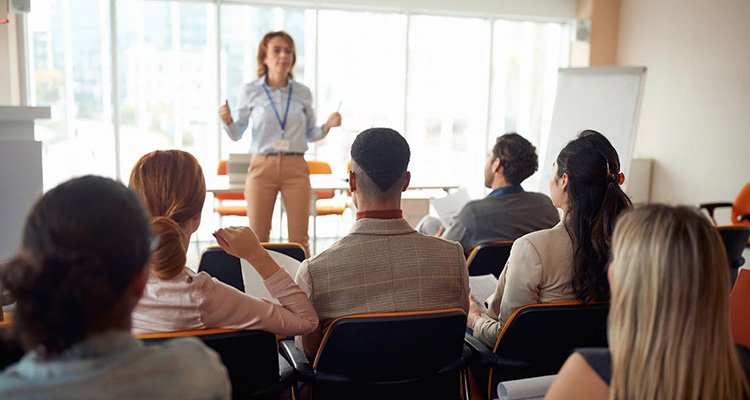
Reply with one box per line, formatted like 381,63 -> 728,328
0,330 -> 230,399
223,76 -> 327,154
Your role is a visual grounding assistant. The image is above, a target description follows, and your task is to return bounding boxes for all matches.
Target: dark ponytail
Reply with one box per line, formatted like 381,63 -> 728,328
556,130 -> 633,303
0,176 -> 151,356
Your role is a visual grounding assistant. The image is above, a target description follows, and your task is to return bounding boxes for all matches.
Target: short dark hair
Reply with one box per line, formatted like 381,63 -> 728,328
0,176 -> 152,356
350,128 -> 410,193
492,133 -> 538,185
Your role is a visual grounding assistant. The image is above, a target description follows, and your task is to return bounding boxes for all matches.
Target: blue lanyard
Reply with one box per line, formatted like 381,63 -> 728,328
262,83 -> 292,131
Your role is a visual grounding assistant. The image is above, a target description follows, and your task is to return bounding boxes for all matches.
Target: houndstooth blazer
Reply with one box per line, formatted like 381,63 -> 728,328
295,217 -> 470,358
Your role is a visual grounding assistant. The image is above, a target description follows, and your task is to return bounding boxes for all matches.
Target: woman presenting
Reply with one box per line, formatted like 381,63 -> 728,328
218,31 -> 341,257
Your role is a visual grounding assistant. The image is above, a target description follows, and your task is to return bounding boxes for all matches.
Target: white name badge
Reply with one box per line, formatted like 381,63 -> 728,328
273,138 -> 291,152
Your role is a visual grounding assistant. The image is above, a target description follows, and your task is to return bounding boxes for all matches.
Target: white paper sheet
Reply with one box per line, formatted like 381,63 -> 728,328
469,274 -> 499,307
430,188 -> 471,228
497,375 -> 556,400
240,250 -> 301,304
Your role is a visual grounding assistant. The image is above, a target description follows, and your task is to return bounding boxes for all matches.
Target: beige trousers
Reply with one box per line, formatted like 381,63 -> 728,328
244,155 -> 311,257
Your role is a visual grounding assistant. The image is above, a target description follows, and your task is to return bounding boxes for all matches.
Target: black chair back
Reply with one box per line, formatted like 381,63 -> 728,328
142,329 -> 288,400
718,226 -> 750,285
466,240 -> 513,278
484,302 -> 609,399
301,309 -> 469,399
198,247 -> 244,292
262,242 -> 306,262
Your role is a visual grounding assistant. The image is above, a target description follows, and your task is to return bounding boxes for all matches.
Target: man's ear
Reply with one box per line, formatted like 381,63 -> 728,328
348,170 -> 356,192
401,171 -> 411,192
494,158 -> 502,173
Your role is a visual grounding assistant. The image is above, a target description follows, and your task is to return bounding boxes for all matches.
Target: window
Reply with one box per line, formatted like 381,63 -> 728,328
490,20 -> 570,190
27,0 -> 115,189
26,0 -> 571,212
116,0 -> 217,178
315,10 -> 407,174
406,16 -> 491,197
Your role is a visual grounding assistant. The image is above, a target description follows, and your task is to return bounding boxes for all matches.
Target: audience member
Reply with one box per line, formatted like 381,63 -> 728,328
295,128 -> 470,358
128,150 -> 318,336
469,130 -> 632,347
546,205 -> 750,400
0,176 -> 230,399
418,133 -> 559,253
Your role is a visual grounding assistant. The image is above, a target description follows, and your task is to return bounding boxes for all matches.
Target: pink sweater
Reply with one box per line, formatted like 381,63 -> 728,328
132,267 -> 318,336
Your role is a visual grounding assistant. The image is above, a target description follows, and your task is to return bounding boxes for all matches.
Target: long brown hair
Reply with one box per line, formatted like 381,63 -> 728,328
129,150 -> 205,280
256,31 -> 296,78
555,130 -> 632,303
609,205 -> 749,399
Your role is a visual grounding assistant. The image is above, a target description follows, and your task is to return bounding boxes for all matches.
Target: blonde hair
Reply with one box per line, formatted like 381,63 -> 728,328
256,31 -> 296,79
129,150 -> 205,280
608,205 -> 749,399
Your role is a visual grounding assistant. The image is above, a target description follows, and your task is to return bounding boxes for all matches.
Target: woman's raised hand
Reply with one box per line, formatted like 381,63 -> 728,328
323,112 -> 342,133
218,100 -> 233,125
213,226 -> 265,261
213,226 -> 280,280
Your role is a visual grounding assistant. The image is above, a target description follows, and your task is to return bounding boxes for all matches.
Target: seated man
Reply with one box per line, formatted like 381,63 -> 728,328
295,127 -> 470,358
419,133 -> 559,253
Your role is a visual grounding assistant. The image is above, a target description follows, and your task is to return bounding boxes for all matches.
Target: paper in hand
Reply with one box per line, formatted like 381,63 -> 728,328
430,188 -> 471,228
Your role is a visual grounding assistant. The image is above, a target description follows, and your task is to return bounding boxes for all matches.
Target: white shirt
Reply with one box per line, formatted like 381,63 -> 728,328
223,76 -> 326,154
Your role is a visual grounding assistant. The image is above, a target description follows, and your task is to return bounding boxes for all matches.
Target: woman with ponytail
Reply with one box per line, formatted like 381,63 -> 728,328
128,150 -> 318,336
469,130 -> 632,347
547,205 -> 750,400
0,176 -> 230,399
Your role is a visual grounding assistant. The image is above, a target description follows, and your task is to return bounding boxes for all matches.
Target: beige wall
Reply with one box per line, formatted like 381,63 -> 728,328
578,0 -> 620,66
617,0 -> 750,206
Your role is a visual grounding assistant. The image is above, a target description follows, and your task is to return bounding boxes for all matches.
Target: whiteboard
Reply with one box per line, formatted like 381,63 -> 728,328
539,67 -> 646,194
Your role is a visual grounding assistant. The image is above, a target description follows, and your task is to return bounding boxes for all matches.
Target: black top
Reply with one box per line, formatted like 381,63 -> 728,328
577,345 -> 750,384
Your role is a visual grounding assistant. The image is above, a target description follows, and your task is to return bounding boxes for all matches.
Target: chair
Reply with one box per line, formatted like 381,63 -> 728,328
731,269 -> 750,349
465,240 -> 514,278
699,182 -> 750,246
307,160 -> 349,253
0,312 -> 23,371
199,246 -> 244,292
261,242 -> 306,262
214,160 -> 248,220
198,243 -> 306,293
717,226 -> 750,285
465,301 -> 609,400
139,328 -> 294,400
280,308 -> 473,400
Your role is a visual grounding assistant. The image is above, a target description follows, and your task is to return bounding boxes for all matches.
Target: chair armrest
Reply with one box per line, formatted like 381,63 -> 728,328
698,202 -> 733,218
464,333 -> 497,366
436,344 -> 474,375
279,339 -> 315,382
278,339 -> 351,384
464,333 -> 531,370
